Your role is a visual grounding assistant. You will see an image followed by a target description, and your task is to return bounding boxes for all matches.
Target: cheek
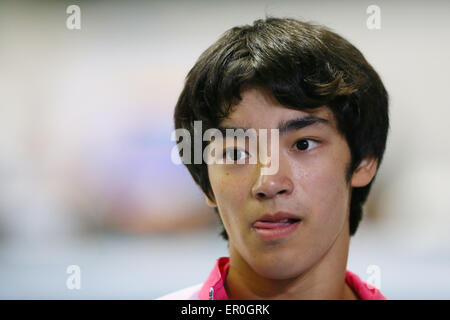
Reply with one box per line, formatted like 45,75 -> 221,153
210,168 -> 242,199
207,165 -> 250,216
294,152 -> 350,227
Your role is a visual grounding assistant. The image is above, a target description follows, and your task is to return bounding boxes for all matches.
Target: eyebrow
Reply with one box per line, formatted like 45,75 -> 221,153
278,115 -> 330,135
218,114 -> 330,136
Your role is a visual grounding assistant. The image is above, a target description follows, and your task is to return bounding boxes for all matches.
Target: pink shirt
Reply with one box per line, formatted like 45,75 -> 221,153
198,257 -> 386,300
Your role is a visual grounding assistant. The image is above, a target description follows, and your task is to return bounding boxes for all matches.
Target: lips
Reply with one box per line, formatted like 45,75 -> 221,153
252,211 -> 302,241
253,219 -> 299,229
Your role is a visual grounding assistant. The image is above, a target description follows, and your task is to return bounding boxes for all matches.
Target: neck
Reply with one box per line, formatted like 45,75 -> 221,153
225,222 -> 358,300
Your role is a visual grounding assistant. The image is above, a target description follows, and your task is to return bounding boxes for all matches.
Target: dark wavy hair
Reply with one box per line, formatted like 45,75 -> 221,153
174,17 -> 389,239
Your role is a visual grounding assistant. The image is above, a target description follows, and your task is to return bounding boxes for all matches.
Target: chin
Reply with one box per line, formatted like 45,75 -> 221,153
254,264 -> 304,280
250,256 -> 309,280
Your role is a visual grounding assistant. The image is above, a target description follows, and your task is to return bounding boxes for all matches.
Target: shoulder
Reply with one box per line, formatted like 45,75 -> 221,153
345,270 -> 387,300
155,283 -> 203,300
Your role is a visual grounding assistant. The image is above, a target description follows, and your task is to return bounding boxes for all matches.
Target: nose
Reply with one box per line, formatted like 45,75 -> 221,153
251,164 -> 294,200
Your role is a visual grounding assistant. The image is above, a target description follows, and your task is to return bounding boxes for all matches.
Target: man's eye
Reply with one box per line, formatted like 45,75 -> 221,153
223,148 -> 248,162
293,139 -> 319,151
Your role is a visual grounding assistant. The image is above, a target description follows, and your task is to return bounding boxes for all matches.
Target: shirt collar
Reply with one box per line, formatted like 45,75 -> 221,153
199,257 -> 386,300
199,257 -> 230,300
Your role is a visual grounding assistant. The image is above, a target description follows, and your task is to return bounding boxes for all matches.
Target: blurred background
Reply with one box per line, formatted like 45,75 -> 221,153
0,0 -> 449,299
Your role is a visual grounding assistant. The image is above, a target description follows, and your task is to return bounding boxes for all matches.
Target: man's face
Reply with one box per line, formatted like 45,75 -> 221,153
206,87 -> 364,280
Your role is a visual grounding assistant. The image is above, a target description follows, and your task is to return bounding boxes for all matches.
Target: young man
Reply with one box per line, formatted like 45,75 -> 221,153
161,17 -> 389,300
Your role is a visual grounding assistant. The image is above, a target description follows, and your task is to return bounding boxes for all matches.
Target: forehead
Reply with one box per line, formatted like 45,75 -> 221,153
220,87 -> 336,130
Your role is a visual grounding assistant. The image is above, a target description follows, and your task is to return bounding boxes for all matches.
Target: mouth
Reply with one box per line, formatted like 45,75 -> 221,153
252,212 -> 302,241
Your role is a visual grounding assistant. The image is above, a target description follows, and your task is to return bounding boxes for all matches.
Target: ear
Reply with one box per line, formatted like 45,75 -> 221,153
351,157 -> 378,188
204,194 -> 217,208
